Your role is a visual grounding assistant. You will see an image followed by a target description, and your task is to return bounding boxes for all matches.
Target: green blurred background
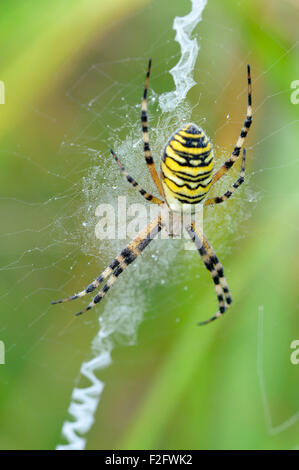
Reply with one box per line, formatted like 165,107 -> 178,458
0,0 -> 299,450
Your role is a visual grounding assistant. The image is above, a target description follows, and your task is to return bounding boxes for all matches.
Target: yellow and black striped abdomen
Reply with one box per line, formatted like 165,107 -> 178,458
161,123 -> 214,212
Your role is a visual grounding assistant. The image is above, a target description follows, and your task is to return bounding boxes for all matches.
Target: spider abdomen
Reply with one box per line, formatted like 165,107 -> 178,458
161,123 -> 214,211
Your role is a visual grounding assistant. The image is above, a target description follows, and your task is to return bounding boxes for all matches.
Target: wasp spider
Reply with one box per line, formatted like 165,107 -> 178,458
52,60 -> 252,325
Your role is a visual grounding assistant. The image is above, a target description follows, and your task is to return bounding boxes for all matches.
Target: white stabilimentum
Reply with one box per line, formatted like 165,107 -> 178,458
159,0 -> 208,112
56,335 -> 112,450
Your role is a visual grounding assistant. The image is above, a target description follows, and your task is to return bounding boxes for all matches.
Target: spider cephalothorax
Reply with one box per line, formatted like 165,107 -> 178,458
52,59 -> 252,325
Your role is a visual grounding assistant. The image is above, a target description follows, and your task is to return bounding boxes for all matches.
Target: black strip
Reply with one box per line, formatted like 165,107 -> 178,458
109,259 -> 120,270
225,161 -> 234,169
174,136 -> 208,149
169,142 -> 211,160
165,183 -> 208,200
145,156 -> 154,164
244,116 -> 252,128
232,148 -> 240,156
167,165 -> 213,181
137,224 -> 162,251
179,124 -> 201,135
164,154 -> 213,169
176,194 -> 206,204
120,247 -> 136,265
171,171 -> 213,183
162,172 -> 211,191
215,196 -> 224,204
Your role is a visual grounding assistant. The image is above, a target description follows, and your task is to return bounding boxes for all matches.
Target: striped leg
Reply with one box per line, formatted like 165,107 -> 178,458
141,59 -> 164,197
186,222 -> 231,326
205,148 -> 246,206
52,214 -> 162,309
200,230 -> 232,308
110,149 -> 163,205
211,65 -> 252,185
75,214 -> 162,316
51,256 -> 127,305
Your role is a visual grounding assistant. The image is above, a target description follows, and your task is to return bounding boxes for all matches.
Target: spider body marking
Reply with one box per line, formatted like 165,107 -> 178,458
161,124 -> 214,212
52,59 -> 252,325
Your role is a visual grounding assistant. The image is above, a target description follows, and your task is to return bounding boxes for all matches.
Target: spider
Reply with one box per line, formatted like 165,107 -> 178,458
52,59 -> 252,325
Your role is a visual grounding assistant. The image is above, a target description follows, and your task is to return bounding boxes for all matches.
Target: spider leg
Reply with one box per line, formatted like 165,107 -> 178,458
51,257 -> 126,305
211,65 -> 252,185
186,222 -> 232,326
110,149 -> 163,205
75,214 -> 162,316
200,232 -> 232,308
204,148 -> 246,206
52,214 -> 162,307
141,59 -> 164,198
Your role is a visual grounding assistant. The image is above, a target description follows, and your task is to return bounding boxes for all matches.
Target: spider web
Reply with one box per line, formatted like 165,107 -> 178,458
0,0 -> 299,451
